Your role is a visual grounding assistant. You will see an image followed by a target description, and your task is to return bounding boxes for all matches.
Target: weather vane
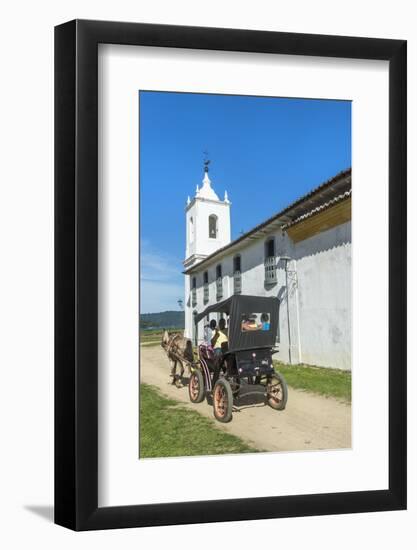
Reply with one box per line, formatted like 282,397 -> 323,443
203,150 -> 211,173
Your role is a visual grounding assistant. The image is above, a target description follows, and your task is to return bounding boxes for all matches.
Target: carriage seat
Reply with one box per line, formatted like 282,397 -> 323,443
198,344 -> 217,371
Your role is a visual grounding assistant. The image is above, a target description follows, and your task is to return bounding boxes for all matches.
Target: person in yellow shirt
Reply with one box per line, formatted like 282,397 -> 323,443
211,317 -> 228,357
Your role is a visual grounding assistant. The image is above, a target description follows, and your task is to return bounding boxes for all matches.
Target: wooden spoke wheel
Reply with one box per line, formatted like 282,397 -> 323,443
213,378 -> 233,423
266,372 -> 288,410
188,369 -> 205,403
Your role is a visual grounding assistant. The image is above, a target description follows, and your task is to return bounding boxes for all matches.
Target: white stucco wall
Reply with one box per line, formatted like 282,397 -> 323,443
184,221 -> 351,370
294,222 -> 351,370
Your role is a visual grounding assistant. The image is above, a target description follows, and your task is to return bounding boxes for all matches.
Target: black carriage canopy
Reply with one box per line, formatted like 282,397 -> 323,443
195,295 -> 280,351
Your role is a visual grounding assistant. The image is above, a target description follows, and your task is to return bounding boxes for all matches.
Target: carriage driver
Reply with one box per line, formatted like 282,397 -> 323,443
210,317 -> 228,385
211,317 -> 228,357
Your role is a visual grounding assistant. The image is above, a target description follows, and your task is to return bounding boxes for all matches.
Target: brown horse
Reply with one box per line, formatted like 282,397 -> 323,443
161,330 -> 194,387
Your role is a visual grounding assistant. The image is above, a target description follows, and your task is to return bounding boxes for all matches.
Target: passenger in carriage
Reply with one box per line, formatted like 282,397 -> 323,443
260,312 -> 271,331
204,319 -> 217,347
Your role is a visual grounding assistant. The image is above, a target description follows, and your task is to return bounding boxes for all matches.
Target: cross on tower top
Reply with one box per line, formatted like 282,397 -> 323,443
203,150 -> 210,173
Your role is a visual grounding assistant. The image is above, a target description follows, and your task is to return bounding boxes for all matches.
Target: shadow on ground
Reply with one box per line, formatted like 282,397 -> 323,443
24,505 -> 54,523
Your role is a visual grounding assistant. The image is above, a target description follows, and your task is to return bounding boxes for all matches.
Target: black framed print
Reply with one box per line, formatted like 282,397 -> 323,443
54,20 -> 406,531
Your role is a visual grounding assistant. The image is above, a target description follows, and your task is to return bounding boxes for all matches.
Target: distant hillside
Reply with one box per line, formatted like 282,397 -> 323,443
140,310 -> 185,330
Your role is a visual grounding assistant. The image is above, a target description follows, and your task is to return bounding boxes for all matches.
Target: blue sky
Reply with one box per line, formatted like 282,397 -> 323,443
140,91 -> 351,313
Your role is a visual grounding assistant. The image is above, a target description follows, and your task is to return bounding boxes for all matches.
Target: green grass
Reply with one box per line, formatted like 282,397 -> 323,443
274,362 -> 351,403
140,340 -> 162,347
139,327 -> 185,346
140,329 -> 162,343
139,383 -> 258,458
140,329 -> 163,346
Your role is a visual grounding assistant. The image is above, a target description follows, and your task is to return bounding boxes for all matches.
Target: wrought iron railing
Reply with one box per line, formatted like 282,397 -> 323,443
233,271 -> 242,294
264,256 -> 277,283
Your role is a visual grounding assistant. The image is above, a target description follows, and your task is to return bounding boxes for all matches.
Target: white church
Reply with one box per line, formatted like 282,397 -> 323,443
183,163 -> 352,370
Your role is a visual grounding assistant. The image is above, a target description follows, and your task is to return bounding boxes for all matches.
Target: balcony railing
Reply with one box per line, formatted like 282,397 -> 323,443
233,271 -> 242,294
203,283 -> 209,303
264,256 -> 277,283
191,288 -> 197,307
216,277 -> 223,300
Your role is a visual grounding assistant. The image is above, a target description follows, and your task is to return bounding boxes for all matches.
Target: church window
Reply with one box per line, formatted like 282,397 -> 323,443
189,216 -> 194,243
216,264 -> 223,300
264,238 -> 277,283
209,215 -> 218,239
265,237 -> 275,258
233,255 -> 242,294
203,271 -> 209,303
233,255 -> 241,273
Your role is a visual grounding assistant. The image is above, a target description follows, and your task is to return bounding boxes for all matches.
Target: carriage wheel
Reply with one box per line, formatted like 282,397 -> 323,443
213,379 -> 233,423
266,372 -> 288,410
188,369 -> 205,403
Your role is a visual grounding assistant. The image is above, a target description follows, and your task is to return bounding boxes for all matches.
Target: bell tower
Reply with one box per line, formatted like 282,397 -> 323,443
183,159 -> 231,270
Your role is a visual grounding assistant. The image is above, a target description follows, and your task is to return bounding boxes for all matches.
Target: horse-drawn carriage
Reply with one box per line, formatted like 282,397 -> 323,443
188,295 -> 288,423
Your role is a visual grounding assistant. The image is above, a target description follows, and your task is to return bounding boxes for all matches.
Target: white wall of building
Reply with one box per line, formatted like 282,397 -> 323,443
295,222 -> 351,369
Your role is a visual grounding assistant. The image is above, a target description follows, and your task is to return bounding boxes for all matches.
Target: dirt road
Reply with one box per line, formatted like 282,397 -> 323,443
140,345 -> 351,453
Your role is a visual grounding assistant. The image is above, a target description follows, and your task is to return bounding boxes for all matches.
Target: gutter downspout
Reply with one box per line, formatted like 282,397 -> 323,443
282,257 -> 292,365
293,260 -> 302,364
281,256 -> 302,365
